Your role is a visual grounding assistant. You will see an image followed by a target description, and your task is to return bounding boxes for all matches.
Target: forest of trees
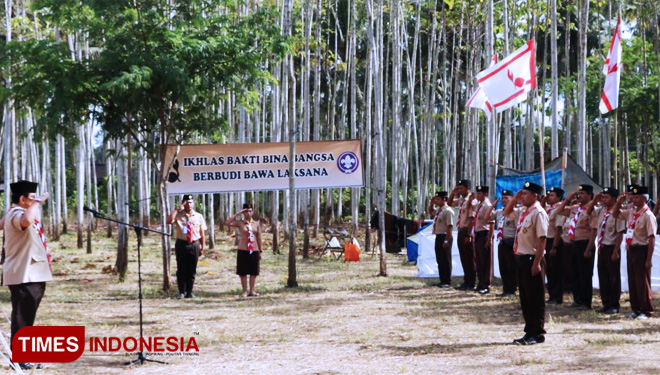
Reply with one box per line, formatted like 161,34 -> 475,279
1,0 -> 659,287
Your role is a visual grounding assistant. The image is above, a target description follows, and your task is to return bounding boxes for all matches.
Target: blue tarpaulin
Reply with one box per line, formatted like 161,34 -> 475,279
494,169 -> 563,208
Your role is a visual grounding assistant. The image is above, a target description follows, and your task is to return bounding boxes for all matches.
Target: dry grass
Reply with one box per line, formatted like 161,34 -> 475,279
2,228 -> 660,374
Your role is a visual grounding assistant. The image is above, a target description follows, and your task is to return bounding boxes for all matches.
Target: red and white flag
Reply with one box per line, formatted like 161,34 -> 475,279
600,14 -> 624,114
467,54 -> 498,120
476,40 -> 536,113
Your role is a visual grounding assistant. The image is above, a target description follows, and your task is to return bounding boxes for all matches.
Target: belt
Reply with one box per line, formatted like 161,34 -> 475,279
516,254 -> 535,261
628,244 -> 649,250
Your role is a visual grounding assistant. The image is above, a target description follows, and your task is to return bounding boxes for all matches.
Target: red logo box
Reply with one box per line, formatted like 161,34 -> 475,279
12,326 -> 85,363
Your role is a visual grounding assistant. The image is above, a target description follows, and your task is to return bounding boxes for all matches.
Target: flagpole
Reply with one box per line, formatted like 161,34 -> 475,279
613,108 -> 618,189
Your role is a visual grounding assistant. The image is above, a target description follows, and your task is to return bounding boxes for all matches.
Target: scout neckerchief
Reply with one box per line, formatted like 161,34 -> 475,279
245,219 -> 256,253
496,211 -> 505,241
185,213 -> 195,243
545,203 -> 558,216
458,194 -> 470,228
625,205 -> 649,247
513,205 -> 535,254
568,205 -> 586,240
7,206 -> 51,271
597,209 -> 612,251
471,200 -> 485,237
433,205 -> 446,233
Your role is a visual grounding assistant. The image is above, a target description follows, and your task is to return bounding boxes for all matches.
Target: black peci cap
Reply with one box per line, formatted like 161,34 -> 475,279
630,186 -> 649,195
523,181 -> 543,196
436,191 -> 449,199
243,203 -> 253,209
548,187 -> 564,198
181,194 -> 194,202
476,186 -> 489,193
578,184 -> 594,195
627,184 -> 640,193
10,180 -> 38,197
501,190 -> 513,197
457,179 -> 471,188
602,187 -> 620,197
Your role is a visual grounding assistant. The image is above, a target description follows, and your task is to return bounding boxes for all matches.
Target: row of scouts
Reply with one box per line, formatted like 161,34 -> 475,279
429,180 -> 657,345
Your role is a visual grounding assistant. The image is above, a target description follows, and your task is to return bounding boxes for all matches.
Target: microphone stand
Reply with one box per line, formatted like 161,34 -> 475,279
85,209 -> 170,366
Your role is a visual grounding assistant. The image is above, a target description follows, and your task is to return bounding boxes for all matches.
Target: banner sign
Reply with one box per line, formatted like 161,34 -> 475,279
164,140 -> 364,194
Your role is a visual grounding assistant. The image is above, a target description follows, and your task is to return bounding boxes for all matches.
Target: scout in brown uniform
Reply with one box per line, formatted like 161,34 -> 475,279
472,186 -> 493,294
486,190 -> 518,296
544,187 -> 565,304
2,181 -> 53,370
226,203 -> 263,297
168,194 -> 207,299
586,188 -> 626,314
448,179 -> 477,290
613,185 -> 657,319
556,184 -> 598,309
504,182 -> 548,345
428,192 -> 455,287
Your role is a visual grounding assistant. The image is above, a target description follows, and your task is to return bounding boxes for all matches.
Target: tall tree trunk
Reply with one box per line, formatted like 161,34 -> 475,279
576,0 -> 589,169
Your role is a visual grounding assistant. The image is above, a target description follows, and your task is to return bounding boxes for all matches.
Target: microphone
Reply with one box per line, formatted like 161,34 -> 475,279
83,206 -> 104,218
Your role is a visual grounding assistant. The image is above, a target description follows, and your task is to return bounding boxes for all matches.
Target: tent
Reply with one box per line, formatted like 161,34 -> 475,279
494,155 -> 602,205
406,221 -> 432,262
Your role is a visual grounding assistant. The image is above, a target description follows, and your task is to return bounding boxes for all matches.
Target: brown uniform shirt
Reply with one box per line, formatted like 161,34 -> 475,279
3,207 -> 53,285
432,205 -> 455,235
592,206 -> 626,246
507,202 -> 548,256
620,205 -> 657,246
493,208 -> 517,239
173,210 -> 207,242
545,203 -> 561,239
455,195 -> 478,229
559,214 -> 572,243
567,205 -> 598,241
473,199 -> 492,233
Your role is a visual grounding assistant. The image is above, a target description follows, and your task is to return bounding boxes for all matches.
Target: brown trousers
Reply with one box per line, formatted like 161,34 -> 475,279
545,238 -> 565,302
498,238 -> 517,294
598,244 -> 621,309
457,228 -> 476,287
474,230 -> 493,290
9,282 -> 46,349
516,254 -> 546,336
434,234 -> 453,285
627,245 -> 654,315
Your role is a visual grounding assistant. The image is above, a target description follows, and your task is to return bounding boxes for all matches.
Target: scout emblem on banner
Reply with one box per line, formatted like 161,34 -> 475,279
467,54 -> 498,120
600,13 -> 625,114
476,40 -> 537,113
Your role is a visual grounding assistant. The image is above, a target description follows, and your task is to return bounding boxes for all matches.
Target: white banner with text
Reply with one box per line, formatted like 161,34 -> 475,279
165,140 -> 363,194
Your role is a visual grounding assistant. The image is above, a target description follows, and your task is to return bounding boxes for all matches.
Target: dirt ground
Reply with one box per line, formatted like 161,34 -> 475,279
2,228 -> 660,374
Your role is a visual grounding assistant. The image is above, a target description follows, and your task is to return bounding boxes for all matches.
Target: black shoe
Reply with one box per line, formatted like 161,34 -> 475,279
456,284 -> 474,291
546,299 -> 558,305
185,292 -> 195,298
595,306 -> 608,313
514,335 -> 544,345
604,307 -> 619,315
177,293 -> 185,299
513,334 -> 531,345
477,288 -> 489,295
440,283 -> 452,288
499,292 -> 515,297
18,363 -> 42,370
570,302 -> 583,308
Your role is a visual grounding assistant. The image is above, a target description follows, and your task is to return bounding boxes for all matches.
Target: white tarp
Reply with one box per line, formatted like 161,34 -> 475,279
416,232 -> 660,292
